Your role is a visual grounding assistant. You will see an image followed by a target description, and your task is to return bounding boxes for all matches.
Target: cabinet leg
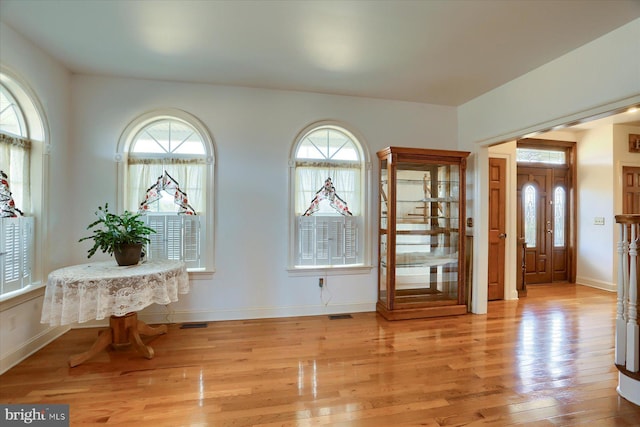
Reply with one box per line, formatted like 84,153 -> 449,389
68,328 -> 113,368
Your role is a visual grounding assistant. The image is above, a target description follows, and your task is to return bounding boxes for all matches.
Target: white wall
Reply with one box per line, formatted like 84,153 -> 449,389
70,75 -> 458,324
576,125 -> 615,290
459,18 -> 640,314
0,22 -> 71,373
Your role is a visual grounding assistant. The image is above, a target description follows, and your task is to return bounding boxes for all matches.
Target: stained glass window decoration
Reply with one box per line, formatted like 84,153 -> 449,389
517,148 -> 565,164
554,186 -> 565,247
524,184 -> 537,248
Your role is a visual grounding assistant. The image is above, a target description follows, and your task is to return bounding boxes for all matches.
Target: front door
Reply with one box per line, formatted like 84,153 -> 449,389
517,165 -> 569,284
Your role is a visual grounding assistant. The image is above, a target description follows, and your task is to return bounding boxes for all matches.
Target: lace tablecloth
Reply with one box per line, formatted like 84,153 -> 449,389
41,260 -> 189,326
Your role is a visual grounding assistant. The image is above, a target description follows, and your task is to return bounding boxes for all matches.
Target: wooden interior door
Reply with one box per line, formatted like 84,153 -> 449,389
623,166 -> 640,214
517,165 -> 569,284
487,158 -> 506,300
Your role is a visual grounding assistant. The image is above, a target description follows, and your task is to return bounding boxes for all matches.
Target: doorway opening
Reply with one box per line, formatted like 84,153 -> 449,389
516,139 -> 576,287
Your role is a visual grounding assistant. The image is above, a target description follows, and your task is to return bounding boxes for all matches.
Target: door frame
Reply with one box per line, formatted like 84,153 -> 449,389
517,138 -> 577,284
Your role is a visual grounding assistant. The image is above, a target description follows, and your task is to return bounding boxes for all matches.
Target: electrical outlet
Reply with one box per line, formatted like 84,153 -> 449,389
319,278 -> 324,288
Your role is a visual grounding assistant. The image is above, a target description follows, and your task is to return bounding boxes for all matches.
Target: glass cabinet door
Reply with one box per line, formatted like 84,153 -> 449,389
378,158 -> 389,307
393,161 -> 460,307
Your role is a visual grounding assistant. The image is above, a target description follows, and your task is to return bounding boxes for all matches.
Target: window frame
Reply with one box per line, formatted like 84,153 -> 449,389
116,109 -> 215,274
288,121 -> 372,273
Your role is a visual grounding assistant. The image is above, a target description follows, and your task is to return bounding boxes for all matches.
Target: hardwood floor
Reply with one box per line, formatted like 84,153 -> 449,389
2,284 -> 640,426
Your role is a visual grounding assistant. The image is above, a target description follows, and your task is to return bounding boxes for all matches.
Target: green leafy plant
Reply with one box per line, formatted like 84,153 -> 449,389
79,203 -> 156,258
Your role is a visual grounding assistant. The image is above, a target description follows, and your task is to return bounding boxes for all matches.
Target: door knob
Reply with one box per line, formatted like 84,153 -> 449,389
498,233 -> 507,239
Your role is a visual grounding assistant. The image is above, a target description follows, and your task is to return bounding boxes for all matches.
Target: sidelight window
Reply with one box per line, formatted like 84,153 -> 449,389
524,184 -> 537,248
554,186 -> 565,247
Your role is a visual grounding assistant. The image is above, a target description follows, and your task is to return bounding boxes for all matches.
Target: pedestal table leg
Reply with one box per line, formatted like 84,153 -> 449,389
68,328 -> 114,368
68,312 -> 168,367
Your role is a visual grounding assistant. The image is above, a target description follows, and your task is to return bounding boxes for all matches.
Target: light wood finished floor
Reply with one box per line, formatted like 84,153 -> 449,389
2,284 -> 640,426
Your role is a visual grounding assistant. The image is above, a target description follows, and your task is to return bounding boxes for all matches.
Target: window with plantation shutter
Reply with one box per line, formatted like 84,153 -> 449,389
1,74 -> 43,298
119,111 -> 215,272
290,123 -> 369,269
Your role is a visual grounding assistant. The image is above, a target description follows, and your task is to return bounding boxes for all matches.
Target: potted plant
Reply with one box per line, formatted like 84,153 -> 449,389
79,203 -> 156,266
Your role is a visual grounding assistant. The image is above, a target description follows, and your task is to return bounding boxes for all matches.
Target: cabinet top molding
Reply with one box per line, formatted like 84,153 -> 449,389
377,147 -> 470,161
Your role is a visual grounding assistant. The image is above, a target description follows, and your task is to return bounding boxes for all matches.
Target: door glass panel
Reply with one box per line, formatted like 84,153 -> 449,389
379,160 -> 388,306
524,184 -> 537,248
554,186 -> 565,247
394,162 -> 459,306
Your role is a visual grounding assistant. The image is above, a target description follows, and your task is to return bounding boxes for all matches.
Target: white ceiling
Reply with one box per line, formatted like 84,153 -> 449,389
1,0 -> 639,108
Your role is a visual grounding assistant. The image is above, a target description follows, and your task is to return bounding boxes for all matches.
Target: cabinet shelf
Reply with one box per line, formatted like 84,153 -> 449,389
377,146 -> 469,320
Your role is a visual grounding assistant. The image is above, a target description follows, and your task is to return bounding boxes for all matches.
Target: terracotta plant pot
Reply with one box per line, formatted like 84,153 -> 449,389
114,243 -> 143,266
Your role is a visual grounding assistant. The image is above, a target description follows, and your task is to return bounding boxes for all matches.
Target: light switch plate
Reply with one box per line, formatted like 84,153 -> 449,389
594,217 -> 605,225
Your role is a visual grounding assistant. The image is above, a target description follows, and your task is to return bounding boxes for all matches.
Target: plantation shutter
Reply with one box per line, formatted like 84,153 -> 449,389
343,216 -> 358,264
0,217 -> 33,294
298,216 -> 315,266
182,216 -> 200,267
146,215 -> 167,259
143,215 -> 201,268
166,216 -> 183,260
296,215 -> 359,266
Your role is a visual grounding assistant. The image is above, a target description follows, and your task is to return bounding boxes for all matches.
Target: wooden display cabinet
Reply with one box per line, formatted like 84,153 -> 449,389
377,147 -> 470,320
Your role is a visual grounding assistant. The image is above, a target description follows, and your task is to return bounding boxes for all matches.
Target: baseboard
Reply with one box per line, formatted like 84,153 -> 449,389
0,325 -> 69,375
576,276 -> 616,292
137,302 -> 376,325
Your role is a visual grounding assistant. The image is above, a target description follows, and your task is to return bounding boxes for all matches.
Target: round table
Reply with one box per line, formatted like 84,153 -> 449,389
41,260 -> 189,367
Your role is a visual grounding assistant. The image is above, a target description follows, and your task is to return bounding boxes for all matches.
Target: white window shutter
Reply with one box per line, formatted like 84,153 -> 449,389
343,216 -> 358,264
166,216 -> 183,260
296,215 -> 361,267
182,216 -> 200,268
145,216 -> 168,260
328,217 -> 344,265
143,214 -> 202,269
298,216 -> 315,265
1,217 -> 33,294
315,217 -> 330,264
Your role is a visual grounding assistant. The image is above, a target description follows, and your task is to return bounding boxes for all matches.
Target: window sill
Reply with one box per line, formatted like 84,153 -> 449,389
287,265 -> 374,277
188,268 -> 215,280
0,282 -> 45,312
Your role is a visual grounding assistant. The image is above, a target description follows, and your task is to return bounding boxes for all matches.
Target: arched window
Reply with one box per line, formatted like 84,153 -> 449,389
0,83 -> 29,212
118,110 -> 214,271
524,184 -> 537,248
0,70 -> 48,297
290,122 -> 369,268
554,186 -> 566,247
